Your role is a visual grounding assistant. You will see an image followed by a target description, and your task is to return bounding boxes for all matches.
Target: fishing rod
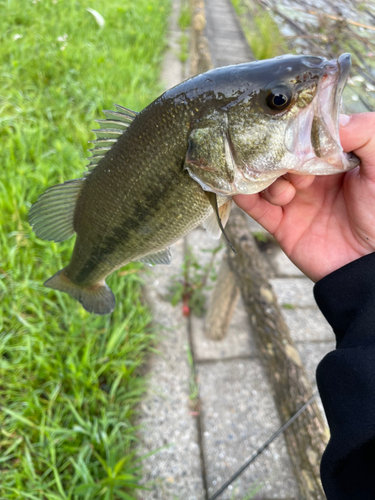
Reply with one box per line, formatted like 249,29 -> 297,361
208,392 -> 319,500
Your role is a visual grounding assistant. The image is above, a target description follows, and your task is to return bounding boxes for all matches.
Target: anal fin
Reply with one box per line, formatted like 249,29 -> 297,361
138,248 -> 172,266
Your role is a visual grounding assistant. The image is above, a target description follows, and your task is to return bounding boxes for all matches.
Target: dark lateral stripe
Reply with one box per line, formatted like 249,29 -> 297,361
75,172 -> 177,283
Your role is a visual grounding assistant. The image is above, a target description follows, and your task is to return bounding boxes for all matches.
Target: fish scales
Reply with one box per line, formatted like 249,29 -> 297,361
71,102 -> 208,285
58,72 -> 240,288
30,54 -> 359,314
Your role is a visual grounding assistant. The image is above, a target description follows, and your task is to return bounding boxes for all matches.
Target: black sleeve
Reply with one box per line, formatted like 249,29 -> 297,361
314,253 -> 375,500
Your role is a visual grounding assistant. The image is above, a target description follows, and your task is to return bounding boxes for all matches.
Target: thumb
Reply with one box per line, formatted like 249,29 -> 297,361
339,112 -> 375,181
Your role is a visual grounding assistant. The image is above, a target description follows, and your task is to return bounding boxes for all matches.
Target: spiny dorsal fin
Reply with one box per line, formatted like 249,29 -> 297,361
113,104 -> 138,117
138,248 -> 172,266
29,179 -> 84,242
86,104 -> 138,171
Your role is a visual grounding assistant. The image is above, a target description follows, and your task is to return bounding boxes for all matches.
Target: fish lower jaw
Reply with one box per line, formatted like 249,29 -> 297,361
187,164 -> 282,196
294,152 -> 359,175
212,172 -> 284,196
231,173 -> 282,195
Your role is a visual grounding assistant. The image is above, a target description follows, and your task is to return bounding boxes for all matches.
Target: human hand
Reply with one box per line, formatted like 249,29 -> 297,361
233,113 -> 375,282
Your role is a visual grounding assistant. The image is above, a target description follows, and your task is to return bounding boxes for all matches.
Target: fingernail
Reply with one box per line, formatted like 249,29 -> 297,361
339,114 -> 351,127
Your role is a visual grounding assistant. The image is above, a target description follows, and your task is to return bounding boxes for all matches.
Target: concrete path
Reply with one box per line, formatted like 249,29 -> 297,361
137,0 -> 335,498
137,2 -> 206,499
205,0 -> 253,67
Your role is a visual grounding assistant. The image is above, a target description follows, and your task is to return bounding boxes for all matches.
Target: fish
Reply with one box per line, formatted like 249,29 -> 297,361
29,53 -> 359,315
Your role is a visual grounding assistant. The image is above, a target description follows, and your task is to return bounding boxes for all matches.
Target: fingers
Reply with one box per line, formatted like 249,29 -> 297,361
233,193 -> 284,234
262,177 -> 296,205
339,112 -> 375,181
233,174 -> 315,234
286,173 -> 315,190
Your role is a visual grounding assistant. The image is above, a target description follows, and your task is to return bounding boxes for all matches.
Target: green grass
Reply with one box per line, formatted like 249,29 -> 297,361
231,0 -> 288,60
0,0 -> 170,498
178,2 -> 191,64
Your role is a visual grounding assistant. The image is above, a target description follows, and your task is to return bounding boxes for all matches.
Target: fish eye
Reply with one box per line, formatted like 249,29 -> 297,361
266,88 -> 292,111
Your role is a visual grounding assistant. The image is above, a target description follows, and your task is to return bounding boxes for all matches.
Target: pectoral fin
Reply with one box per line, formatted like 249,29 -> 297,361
205,192 -> 236,254
202,198 -> 232,239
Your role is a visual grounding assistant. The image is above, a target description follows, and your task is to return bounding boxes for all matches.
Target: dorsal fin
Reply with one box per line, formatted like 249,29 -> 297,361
86,104 -> 138,171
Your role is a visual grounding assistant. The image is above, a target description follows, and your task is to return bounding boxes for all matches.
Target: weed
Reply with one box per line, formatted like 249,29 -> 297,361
186,344 -> 199,411
231,0 -> 242,15
282,303 -> 295,309
231,0 -> 289,59
253,231 -> 269,243
179,33 -> 190,63
178,1 -> 191,65
229,479 -> 264,499
178,3 -> 191,30
166,245 -> 223,317
249,8 -> 288,59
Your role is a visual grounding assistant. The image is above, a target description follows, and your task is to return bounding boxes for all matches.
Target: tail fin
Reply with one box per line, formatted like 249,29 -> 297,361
44,268 -> 116,315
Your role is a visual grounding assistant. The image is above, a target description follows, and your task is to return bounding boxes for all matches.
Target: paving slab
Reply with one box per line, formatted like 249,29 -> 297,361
137,1 -> 205,497
296,342 -> 335,426
282,307 -> 335,343
272,249 -> 305,278
139,242 -> 205,499
298,342 -> 336,390
186,229 -> 257,361
186,227 -> 225,268
191,298 -> 257,361
270,277 -> 316,307
198,359 -> 299,499
205,0 -> 254,67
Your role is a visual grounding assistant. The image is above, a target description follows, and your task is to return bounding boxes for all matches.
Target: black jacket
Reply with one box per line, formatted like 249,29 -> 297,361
314,253 -> 375,499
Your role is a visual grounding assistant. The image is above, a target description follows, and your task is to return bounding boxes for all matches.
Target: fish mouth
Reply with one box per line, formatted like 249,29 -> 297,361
312,54 -> 349,160
286,53 -> 360,173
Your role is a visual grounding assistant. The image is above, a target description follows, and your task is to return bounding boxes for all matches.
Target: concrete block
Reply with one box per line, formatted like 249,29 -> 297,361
197,360 -> 299,499
210,16 -> 238,30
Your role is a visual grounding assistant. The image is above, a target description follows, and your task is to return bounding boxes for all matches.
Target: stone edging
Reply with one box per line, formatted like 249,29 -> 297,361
189,0 -> 213,75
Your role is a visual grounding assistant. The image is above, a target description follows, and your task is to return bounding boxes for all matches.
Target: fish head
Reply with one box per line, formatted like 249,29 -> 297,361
184,53 -> 360,196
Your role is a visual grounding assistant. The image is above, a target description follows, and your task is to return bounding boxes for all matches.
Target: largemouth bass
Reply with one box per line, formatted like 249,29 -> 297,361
29,53 -> 359,315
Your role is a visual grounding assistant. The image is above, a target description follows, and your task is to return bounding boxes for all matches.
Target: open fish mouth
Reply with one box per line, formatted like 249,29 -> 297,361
286,53 -> 360,173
